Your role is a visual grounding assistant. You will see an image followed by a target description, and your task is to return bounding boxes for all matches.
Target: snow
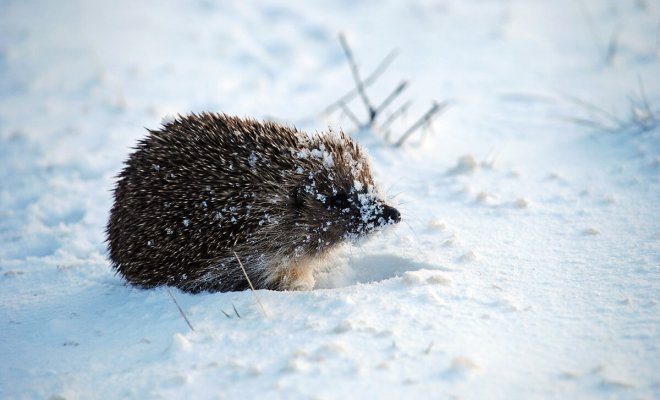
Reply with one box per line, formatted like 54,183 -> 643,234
1,0 -> 659,399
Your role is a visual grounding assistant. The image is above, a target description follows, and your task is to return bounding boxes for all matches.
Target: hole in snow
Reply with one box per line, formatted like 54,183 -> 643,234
315,254 -> 448,289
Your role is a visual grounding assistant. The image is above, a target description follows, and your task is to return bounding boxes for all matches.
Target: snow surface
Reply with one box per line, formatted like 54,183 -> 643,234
1,0 -> 659,399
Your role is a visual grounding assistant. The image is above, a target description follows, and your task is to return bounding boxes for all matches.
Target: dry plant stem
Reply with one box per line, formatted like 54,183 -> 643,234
375,80 -> 409,116
566,75 -> 660,133
382,100 -> 413,140
339,33 -> 376,122
563,116 -> 616,132
394,101 -> 449,147
328,34 -> 450,145
340,101 -> 362,129
621,76 -> 658,131
565,95 -> 622,125
323,49 -> 398,116
565,79 -> 659,134
636,75 -> 654,118
233,251 -> 268,318
606,31 -> 618,64
166,287 -> 195,332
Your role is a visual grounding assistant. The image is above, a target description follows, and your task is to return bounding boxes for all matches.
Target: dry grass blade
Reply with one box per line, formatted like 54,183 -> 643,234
382,99 -> 413,140
605,31 -> 618,64
565,95 -> 622,125
166,287 -> 195,332
394,101 -> 449,147
425,341 -> 434,354
221,309 -> 233,319
565,80 -> 659,134
323,49 -> 398,115
635,75 -> 655,121
375,80 -> 409,116
323,34 -> 449,145
340,101 -> 362,129
338,33 -> 376,122
625,76 -> 658,132
562,116 -> 615,132
232,303 -> 241,319
233,251 -> 269,318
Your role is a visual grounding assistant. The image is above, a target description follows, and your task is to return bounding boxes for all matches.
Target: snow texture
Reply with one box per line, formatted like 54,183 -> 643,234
1,0 -> 659,399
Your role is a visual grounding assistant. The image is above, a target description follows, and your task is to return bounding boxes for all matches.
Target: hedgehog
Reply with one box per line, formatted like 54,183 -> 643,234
106,113 -> 400,293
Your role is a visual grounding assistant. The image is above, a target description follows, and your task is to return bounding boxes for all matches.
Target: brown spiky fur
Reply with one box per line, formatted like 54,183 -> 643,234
106,113 -> 400,293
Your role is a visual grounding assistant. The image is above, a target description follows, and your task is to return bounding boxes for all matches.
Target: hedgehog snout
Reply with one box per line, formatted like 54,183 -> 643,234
350,200 -> 401,236
367,203 -> 400,227
380,204 -> 401,224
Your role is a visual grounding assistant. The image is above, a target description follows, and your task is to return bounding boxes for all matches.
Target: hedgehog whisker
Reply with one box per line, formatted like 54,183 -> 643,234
401,219 -> 418,240
388,191 -> 406,201
396,200 -> 416,206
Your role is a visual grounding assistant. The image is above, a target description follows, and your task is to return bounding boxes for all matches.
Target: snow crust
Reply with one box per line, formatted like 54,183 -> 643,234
1,0 -> 659,399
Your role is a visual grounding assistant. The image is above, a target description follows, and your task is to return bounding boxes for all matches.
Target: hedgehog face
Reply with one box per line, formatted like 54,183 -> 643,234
289,167 -> 400,255
323,185 -> 401,238
277,132 -> 400,260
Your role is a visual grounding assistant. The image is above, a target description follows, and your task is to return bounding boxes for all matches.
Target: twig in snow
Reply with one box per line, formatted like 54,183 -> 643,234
221,309 -> 233,319
565,95 -> 622,126
563,116 -> 617,132
635,74 -> 654,122
339,33 -> 376,123
564,78 -> 659,134
233,251 -> 269,318
394,101 -> 449,147
374,80 -> 409,116
382,100 -> 413,141
323,49 -> 399,116
325,34 -> 449,146
166,287 -> 195,332
656,23 -> 660,55
340,101 -> 362,129
605,30 -> 619,64
232,302 -> 241,319
576,0 -> 622,65
424,341 -> 434,354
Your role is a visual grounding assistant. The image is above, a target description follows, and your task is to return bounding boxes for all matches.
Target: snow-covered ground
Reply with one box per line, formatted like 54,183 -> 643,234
1,0 -> 659,398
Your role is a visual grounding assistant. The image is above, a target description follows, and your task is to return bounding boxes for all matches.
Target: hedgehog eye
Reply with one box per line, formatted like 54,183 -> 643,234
328,193 -> 350,209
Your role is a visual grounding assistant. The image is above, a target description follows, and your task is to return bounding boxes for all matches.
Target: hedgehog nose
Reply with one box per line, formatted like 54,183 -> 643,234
382,204 -> 401,224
